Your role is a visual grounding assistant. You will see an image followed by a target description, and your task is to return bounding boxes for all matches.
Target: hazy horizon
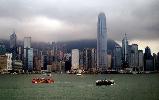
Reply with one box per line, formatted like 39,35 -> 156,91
0,0 -> 159,53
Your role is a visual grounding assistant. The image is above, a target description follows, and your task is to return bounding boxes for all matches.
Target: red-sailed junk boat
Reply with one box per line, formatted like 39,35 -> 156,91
32,78 -> 54,84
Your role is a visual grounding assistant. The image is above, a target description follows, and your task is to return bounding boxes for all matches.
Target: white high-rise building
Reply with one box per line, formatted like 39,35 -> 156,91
71,49 -> 79,70
97,12 -> 107,71
5,53 -> 12,70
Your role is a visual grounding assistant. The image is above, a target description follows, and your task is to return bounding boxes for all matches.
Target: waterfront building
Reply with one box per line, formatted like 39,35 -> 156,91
113,46 -> 122,70
144,46 -> 153,71
33,56 -> 42,71
122,34 -> 129,68
130,44 -> 138,69
107,54 -> 112,68
83,48 -> 92,71
5,53 -> 12,71
71,49 -> 79,70
28,48 -> 33,71
97,12 -> 107,71
79,51 -> 84,69
12,60 -> 23,73
138,50 -> 144,71
0,55 -> 7,72
153,53 -> 158,71
91,48 -> 97,71
23,37 -> 33,72
0,53 -> 12,72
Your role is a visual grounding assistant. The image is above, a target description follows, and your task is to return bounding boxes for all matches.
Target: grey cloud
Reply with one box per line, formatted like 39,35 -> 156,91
0,0 -> 159,42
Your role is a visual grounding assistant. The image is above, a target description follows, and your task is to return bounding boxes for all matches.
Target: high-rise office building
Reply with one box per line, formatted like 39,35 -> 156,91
10,32 -> 16,49
83,48 -> 92,71
23,37 -> 33,72
153,53 -> 157,71
130,44 -> 138,68
122,34 -> 129,68
138,50 -> 144,71
144,46 -> 153,71
113,46 -> 122,70
6,53 -> 12,71
71,49 -> 79,70
91,48 -> 97,70
97,12 -> 107,71
27,48 -> 33,71
10,32 -> 17,59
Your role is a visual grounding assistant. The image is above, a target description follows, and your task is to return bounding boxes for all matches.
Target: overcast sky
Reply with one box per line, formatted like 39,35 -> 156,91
0,0 -> 159,53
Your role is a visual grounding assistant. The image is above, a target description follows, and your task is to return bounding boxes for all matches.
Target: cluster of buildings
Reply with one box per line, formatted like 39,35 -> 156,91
0,12 -> 159,74
113,34 -> 159,73
71,13 -> 159,73
0,32 -> 69,73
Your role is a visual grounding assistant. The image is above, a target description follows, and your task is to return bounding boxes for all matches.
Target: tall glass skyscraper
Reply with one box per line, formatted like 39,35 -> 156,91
24,37 -> 33,72
10,32 -> 17,59
97,12 -> 107,70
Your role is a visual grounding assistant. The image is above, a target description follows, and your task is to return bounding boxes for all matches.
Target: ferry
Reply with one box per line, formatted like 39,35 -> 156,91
96,79 -> 114,86
32,78 -> 54,84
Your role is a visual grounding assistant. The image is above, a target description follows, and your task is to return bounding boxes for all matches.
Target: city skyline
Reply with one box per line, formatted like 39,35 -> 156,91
0,0 -> 159,53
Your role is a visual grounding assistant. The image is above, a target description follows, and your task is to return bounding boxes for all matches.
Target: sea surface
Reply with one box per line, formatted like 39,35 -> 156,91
0,74 -> 159,100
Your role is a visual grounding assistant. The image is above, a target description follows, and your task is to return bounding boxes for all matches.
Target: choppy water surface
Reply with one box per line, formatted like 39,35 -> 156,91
0,74 -> 159,100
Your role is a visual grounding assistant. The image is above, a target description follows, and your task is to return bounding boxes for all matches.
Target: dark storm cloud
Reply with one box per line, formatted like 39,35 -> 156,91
0,0 -> 159,42
131,0 -> 159,40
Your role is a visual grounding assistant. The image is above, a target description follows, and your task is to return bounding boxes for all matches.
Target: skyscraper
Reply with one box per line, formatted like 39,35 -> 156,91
122,34 -> 129,68
10,32 -> 17,59
97,12 -> 107,71
130,44 -> 138,68
144,46 -> 153,71
138,50 -> 144,71
24,37 -> 33,72
113,46 -> 122,70
71,49 -> 79,70
10,32 -> 16,49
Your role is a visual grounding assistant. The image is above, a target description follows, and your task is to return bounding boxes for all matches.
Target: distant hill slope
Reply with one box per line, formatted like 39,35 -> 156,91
0,39 -> 120,54
58,39 -> 120,54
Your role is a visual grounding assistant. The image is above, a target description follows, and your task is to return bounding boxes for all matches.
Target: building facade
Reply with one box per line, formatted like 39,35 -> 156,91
113,46 -> 122,70
71,49 -> 79,70
97,12 -> 107,71
23,37 -> 33,72
10,32 -> 17,59
122,34 -> 129,68
130,44 -> 138,68
138,50 -> 144,71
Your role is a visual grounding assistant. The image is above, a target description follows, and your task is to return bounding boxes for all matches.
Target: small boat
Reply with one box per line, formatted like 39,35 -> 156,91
76,73 -> 82,76
96,79 -> 114,86
32,78 -> 54,84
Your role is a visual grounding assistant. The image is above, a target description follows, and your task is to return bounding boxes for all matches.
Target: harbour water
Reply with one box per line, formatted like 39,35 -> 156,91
0,74 -> 159,100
